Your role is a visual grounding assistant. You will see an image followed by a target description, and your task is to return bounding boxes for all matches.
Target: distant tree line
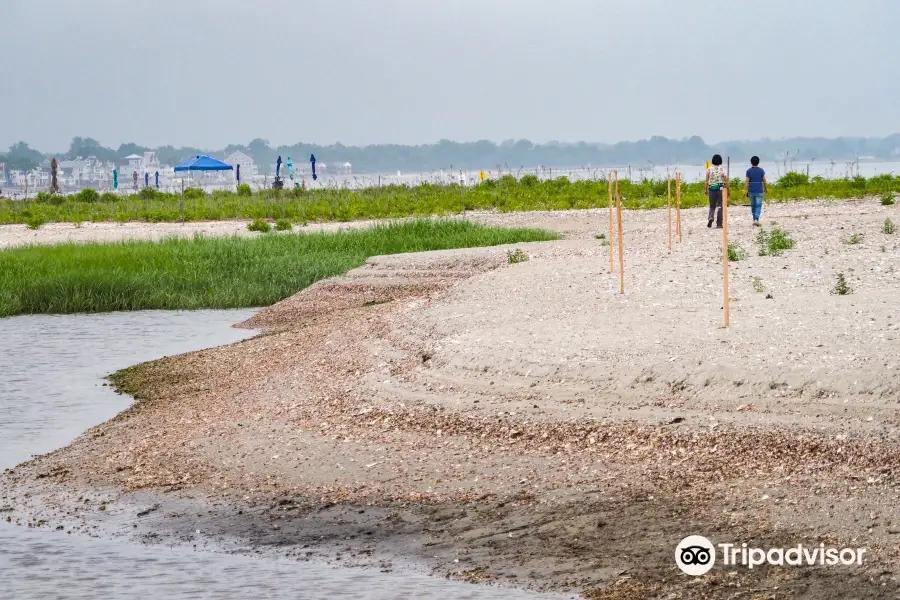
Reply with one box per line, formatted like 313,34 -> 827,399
4,134 -> 900,175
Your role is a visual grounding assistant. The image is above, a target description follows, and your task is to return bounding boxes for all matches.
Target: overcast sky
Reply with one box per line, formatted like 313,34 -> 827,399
2,0 -> 899,152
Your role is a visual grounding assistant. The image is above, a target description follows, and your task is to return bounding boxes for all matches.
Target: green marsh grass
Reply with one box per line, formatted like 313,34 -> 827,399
0,220 -> 559,317
3,172 -> 900,226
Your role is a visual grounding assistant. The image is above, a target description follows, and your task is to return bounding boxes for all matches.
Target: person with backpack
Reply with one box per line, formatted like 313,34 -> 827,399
704,154 -> 727,228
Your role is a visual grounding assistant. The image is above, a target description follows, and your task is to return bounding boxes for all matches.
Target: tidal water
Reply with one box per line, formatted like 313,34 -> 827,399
0,310 -> 559,600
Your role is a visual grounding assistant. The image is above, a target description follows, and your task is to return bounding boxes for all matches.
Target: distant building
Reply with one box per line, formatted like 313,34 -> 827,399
225,151 -> 258,179
122,154 -> 143,176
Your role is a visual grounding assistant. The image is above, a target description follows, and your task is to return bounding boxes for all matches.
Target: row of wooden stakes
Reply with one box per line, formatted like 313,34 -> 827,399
605,170 -> 731,328
605,171 -> 685,288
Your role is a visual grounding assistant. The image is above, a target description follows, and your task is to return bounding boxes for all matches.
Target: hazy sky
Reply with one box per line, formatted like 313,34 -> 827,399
3,0 -> 899,152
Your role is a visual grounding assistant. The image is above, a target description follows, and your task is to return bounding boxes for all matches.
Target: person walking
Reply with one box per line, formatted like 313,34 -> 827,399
704,154 -> 727,228
744,156 -> 768,226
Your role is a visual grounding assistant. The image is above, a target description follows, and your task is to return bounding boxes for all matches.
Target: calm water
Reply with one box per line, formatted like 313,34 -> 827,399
0,310 -> 559,600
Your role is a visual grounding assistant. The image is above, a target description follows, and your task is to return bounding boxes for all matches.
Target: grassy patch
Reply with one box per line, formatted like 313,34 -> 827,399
756,226 -> 795,256
882,193 -> 896,206
750,276 -> 765,293
6,172 -> 900,225
275,218 -> 292,231
845,233 -> 864,245
0,220 -> 559,317
884,218 -> 896,235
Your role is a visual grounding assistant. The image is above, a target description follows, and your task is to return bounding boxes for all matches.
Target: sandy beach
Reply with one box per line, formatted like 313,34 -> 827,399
3,198 -> 900,598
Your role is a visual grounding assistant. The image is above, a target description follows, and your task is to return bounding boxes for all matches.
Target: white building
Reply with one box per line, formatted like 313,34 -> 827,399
225,151 -> 258,180
11,169 -> 50,189
123,154 -> 143,174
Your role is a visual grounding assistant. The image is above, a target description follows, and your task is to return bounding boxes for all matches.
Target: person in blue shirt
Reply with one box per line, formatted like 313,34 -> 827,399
744,156 -> 768,226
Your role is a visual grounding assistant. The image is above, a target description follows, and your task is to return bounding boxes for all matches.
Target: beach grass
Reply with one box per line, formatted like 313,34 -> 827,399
0,220 -> 560,317
2,172 -> 900,226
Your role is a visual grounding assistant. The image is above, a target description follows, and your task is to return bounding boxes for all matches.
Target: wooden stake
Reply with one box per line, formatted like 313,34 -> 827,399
722,186 -> 730,328
667,174 -> 672,252
616,171 -> 625,294
607,171 -> 615,273
726,156 -> 731,195
676,173 -> 682,241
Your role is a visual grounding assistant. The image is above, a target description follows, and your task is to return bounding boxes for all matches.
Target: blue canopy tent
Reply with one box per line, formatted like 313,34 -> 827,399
174,155 -> 234,173
173,155 -> 234,222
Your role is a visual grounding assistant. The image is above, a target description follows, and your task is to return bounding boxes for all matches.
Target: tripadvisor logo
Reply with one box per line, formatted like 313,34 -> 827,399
675,536 -> 866,575
676,535 -> 716,576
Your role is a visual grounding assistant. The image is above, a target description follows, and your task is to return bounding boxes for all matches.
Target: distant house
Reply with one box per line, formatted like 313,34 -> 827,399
225,151 -> 258,179
59,159 -> 88,186
123,154 -> 143,175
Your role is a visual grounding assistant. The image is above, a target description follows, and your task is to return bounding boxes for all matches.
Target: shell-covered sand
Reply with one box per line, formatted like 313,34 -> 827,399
3,199 -> 900,599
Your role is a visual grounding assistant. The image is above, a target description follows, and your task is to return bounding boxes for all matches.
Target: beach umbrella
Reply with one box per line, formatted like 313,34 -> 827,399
236,164 -> 241,184
276,156 -> 282,178
287,156 -> 294,179
310,154 -> 317,181
113,168 -> 118,189
154,171 -> 160,189
132,171 -> 138,190
144,172 -> 149,187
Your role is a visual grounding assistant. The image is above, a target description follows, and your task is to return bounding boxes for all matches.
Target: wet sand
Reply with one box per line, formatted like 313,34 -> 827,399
3,199 -> 900,598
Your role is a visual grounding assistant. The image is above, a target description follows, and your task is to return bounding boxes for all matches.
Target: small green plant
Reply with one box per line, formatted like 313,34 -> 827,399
881,193 -> 896,206
138,187 -> 157,201
751,276 -> 765,293
183,187 -> 206,200
76,188 -> 100,203
884,218 -> 896,235
727,243 -> 747,261
248,218 -> 271,233
757,226 -> 795,256
275,218 -> 292,231
237,183 -> 252,197
778,171 -> 810,188
880,245 -> 887,252
25,214 -> 47,230
845,233 -> 864,245
520,174 -> 539,187
831,272 -> 852,296
595,233 -> 606,240
507,248 -> 529,264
